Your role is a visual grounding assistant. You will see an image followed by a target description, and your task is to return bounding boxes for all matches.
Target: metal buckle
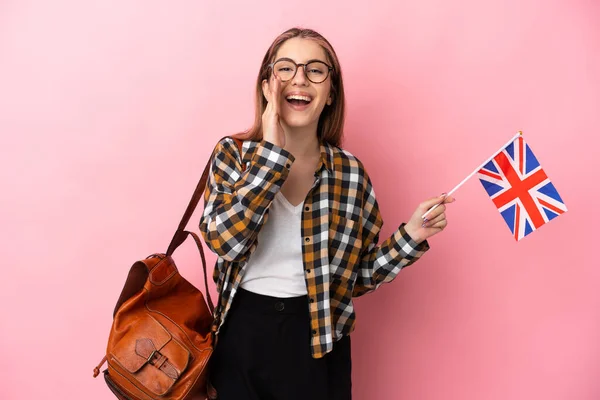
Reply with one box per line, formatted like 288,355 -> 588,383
147,350 -> 159,364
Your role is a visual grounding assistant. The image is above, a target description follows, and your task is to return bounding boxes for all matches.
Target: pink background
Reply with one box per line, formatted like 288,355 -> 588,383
1,0 -> 598,399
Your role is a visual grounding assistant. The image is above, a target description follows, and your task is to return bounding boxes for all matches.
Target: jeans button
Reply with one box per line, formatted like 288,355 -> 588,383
274,301 -> 285,312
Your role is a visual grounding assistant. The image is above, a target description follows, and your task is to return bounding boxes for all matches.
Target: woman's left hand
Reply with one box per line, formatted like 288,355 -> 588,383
404,194 -> 455,244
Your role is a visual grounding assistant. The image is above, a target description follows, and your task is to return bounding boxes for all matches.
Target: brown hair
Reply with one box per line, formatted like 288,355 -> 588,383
233,27 -> 345,148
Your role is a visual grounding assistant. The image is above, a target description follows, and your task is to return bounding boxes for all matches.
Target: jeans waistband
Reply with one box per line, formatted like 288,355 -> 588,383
233,288 -> 309,315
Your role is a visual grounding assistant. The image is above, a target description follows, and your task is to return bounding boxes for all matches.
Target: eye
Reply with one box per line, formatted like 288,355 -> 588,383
309,68 -> 324,75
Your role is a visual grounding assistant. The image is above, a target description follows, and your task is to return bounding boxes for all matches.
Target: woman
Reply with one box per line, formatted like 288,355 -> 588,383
199,27 -> 454,400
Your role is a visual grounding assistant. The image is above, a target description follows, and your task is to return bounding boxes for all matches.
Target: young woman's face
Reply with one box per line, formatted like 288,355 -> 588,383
264,38 -> 333,133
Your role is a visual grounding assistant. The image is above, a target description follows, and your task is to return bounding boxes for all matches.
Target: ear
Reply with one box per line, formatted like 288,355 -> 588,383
327,84 -> 334,105
262,79 -> 270,102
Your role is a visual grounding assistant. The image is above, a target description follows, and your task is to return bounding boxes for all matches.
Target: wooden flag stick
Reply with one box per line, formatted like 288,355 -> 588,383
421,131 -> 523,220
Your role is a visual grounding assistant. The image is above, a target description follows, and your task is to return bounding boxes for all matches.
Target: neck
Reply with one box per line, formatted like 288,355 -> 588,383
282,124 -> 321,158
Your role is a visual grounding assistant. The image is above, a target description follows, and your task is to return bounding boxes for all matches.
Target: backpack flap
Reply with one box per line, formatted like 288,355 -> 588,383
110,314 -> 190,396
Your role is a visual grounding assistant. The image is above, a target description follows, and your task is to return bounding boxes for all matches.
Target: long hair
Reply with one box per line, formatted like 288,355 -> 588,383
233,27 -> 345,148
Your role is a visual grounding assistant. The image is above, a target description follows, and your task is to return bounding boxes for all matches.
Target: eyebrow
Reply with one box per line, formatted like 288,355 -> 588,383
275,57 -> 329,65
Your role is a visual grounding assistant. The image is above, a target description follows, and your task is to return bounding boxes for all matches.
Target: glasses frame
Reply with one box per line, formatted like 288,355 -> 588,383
268,57 -> 333,84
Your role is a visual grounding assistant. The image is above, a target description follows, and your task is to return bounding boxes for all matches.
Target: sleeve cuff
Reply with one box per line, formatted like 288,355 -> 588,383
252,140 -> 295,173
396,223 -> 430,265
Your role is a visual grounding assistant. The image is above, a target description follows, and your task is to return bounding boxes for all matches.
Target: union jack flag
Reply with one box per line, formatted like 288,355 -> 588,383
477,135 -> 567,241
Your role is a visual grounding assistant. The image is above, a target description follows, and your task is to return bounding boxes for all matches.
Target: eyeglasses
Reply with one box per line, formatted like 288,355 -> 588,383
268,57 -> 333,84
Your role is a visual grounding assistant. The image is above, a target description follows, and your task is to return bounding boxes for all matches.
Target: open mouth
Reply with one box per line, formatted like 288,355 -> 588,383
285,94 -> 312,107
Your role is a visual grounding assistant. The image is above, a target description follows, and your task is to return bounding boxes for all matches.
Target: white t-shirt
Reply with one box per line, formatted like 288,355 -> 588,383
240,191 -> 308,297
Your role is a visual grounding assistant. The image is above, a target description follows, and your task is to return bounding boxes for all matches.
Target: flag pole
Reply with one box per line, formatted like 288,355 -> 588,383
421,131 -> 523,220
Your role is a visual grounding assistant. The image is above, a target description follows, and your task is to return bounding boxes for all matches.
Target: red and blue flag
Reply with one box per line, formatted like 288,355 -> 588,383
477,135 -> 567,241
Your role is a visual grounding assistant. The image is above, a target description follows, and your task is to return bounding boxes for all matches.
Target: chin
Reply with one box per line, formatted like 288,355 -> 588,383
282,116 -> 317,129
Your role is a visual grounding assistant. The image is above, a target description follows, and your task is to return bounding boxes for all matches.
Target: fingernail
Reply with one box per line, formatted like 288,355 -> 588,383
440,192 -> 447,198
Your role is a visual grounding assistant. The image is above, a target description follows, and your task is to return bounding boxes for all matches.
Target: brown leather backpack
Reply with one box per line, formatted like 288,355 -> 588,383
93,136 -> 244,400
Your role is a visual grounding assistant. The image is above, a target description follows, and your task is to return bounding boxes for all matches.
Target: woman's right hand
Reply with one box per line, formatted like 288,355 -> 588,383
262,74 -> 286,149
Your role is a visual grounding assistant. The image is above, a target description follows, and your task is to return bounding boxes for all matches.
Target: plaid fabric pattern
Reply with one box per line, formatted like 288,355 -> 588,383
199,137 -> 430,358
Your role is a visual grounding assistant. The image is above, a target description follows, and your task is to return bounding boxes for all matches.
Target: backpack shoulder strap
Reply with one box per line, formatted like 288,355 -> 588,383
165,136 -> 244,256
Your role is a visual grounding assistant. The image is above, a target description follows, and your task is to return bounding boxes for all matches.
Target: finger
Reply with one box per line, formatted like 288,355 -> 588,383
422,204 -> 446,222
272,75 -> 281,114
422,212 -> 445,227
262,77 -> 272,103
420,193 -> 448,212
262,100 -> 272,121
423,212 -> 446,227
428,219 -> 448,229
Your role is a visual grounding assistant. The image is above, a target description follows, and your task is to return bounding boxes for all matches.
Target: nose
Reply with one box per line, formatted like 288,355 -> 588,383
292,65 -> 309,86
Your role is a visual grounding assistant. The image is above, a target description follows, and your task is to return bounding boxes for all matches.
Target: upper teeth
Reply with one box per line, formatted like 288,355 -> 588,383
286,95 -> 312,102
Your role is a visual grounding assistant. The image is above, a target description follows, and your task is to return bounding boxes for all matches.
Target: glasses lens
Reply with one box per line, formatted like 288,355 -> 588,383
273,60 -> 296,81
305,62 -> 329,83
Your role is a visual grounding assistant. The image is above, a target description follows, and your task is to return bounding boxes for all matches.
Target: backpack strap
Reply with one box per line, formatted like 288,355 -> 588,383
164,136 -> 245,309
166,136 -> 244,256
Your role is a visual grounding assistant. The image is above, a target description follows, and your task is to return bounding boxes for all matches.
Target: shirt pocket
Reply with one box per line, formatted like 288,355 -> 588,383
328,212 -> 363,278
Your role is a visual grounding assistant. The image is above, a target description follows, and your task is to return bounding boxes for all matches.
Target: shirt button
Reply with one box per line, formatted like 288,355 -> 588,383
274,301 -> 285,312
312,329 -> 317,335
304,206 -> 310,211
285,163 -> 291,168
305,237 -> 310,243
306,269 -> 311,274
309,298 -> 315,303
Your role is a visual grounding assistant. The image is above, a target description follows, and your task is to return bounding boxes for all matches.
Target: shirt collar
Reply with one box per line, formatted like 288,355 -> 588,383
243,138 -> 334,175
317,140 -> 334,175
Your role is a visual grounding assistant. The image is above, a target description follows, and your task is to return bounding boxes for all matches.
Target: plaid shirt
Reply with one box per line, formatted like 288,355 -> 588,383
199,137 -> 430,358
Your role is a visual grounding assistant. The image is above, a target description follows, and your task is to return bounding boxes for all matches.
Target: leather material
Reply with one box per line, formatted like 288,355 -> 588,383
135,338 -> 181,381
94,136 -> 245,400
